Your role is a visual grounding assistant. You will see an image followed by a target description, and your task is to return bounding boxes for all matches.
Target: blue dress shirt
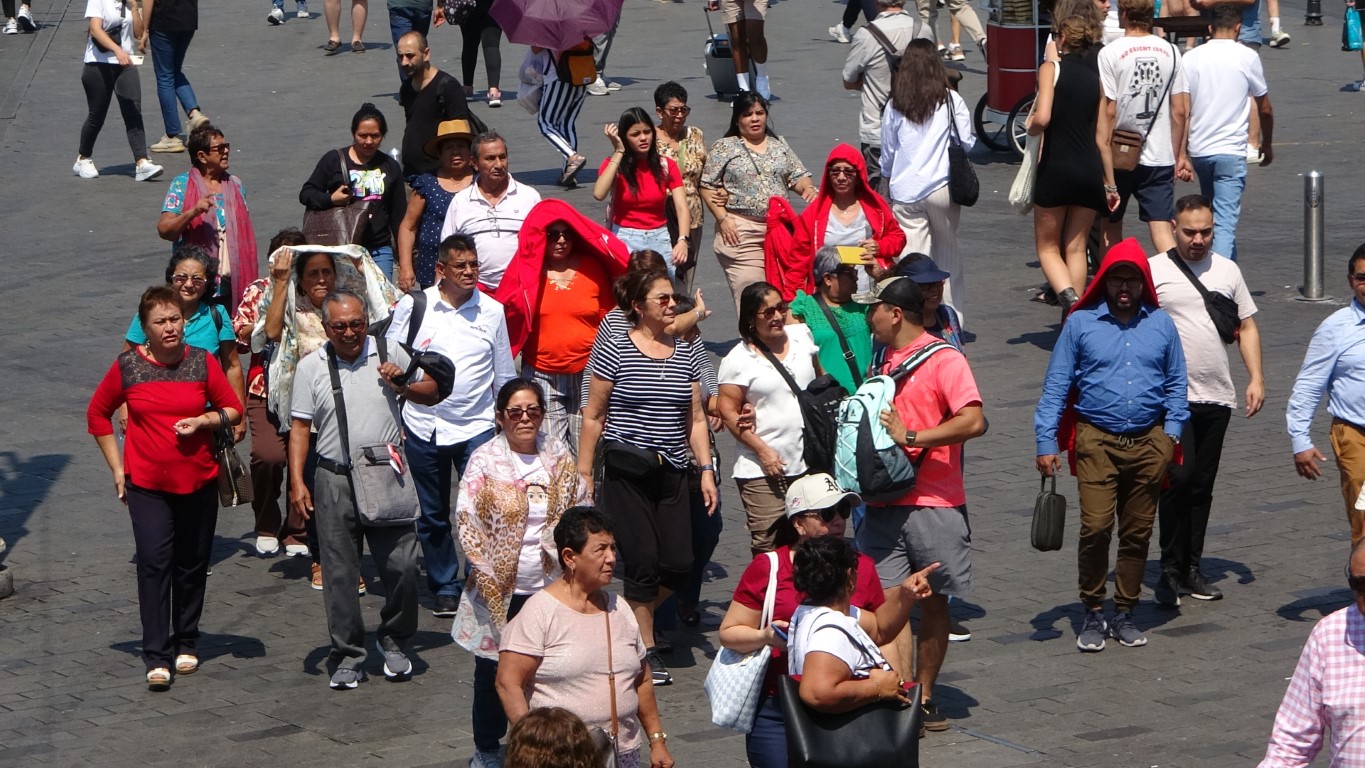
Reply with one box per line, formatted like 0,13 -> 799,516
1287,300 -> 1365,454
1035,304 -> 1189,455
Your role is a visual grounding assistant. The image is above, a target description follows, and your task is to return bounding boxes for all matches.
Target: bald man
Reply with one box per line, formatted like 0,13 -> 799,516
397,31 -> 480,179
388,0 -> 440,65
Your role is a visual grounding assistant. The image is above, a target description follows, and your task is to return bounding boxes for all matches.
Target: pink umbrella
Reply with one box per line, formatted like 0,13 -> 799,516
490,0 -> 622,51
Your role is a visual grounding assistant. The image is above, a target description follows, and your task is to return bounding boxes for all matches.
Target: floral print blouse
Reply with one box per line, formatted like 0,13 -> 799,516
701,135 -> 811,218
657,125 -> 707,229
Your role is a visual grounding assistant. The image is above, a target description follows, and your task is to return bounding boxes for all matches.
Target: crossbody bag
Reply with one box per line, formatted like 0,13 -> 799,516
1165,249 -> 1242,344
1110,42 -> 1176,173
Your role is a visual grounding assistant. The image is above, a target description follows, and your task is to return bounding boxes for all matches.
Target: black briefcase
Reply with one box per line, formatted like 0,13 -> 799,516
1031,475 -> 1066,552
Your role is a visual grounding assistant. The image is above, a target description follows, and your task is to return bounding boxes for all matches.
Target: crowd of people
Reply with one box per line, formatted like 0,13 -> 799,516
67,0 -> 1365,764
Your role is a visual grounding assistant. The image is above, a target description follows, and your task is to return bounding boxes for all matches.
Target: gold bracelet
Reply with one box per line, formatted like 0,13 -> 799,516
648,732 -> 667,743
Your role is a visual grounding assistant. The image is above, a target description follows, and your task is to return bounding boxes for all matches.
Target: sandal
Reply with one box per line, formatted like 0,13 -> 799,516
487,88 -> 502,108
557,154 -> 586,188
146,668 -> 172,691
174,655 -> 199,675
322,39 -> 341,54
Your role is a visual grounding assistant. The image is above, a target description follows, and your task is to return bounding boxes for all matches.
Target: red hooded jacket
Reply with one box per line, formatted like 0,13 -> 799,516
768,144 -> 906,301
492,198 -> 631,357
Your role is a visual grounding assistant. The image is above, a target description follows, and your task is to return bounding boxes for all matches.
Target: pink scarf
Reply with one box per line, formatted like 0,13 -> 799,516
181,167 -> 259,315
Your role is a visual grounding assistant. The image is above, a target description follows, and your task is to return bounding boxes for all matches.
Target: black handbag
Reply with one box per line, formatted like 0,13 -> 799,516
213,408 -> 253,507
1031,474 -> 1066,552
778,671 -> 921,768
1166,251 -> 1242,345
945,95 -> 979,207
755,342 -> 848,474
602,440 -> 664,481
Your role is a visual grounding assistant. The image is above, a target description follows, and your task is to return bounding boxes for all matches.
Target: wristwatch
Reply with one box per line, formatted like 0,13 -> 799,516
648,732 -> 668,744
696,464 -> 716,473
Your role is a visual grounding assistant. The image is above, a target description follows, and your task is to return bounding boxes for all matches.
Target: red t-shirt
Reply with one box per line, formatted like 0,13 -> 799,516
875,332 -> 982,508
731,545 -> 886,696
598,156 -> 682,230
87,346 -> 242,495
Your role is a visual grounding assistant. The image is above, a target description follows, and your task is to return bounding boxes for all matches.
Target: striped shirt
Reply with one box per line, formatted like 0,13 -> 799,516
1259,605 -> 1365,767
581,308 -> 719,402
590,331 -> 705,468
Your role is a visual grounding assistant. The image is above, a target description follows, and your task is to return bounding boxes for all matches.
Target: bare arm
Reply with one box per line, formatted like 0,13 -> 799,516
1170,91 -> 1190,178
718,382 -> 784,476
577,374 -> 613,497
593,150 -> 624,201
395,192 -> 426,292
688,381 -> 719,514
157,195 -> 215,241
495,651 -> 542,726
93,433 -> 127,503
634,668 -> 675,768
798,653 -> 907,714
883,403 -> 986,448
1027,61 -> 1056,136
718,600 -> 787,654
1237,316 -> 1265,417
1256,93 -> 1274,166
219,340 -> 247,442
288,417 -> 314,521
1096,95 -> 1119,210
263,250 -> 294,342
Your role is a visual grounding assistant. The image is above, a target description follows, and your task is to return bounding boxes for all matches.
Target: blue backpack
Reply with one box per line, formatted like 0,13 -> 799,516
834,341 -> 952,502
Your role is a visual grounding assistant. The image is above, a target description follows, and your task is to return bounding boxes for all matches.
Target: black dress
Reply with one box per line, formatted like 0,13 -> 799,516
1034,52 -> 1106,212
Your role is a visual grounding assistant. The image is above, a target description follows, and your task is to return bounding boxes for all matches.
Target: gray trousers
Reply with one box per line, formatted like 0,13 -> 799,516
313,466 -> 419,670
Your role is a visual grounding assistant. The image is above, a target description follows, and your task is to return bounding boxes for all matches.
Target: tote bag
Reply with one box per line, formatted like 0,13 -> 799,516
704,552 -> 779,733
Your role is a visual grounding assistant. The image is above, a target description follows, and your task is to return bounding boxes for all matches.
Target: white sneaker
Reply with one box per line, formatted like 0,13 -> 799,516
295,3 -> 310,18
605,79 -> 621,91
134,159 -> 164,182
1269,28 -> 1290,47
1356,79 -> 1365,93
255,535 -> 281,556
3,19 -> 17,34
586,77 -> 610,96
73,156 -> 99,179
948,43 -> 965,61
755,74 -> 772,100
267,7 -> 285,24
16,5 -> 35,31
285,543 -> 310,557
829,24 -> 850,43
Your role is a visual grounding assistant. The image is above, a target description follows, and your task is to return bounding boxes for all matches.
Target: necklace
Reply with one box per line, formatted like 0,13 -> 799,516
546,269 -> 576,291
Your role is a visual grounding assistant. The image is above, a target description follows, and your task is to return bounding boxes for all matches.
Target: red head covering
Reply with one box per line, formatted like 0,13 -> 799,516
1068,237 -> 1160,315
493,198 -> 630,357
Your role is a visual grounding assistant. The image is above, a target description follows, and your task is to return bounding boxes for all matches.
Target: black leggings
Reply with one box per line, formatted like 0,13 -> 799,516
841,0 -> 878,28
80,62 -> 147,159
2,0 -> 25,17
459,0 -> 501,89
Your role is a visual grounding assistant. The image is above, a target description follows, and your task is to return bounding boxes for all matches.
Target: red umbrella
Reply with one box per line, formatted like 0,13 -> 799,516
490,0 -> 622,51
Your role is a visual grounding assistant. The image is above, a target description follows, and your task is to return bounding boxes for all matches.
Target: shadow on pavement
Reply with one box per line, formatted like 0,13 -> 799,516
0,451 -> 71,557
1276,590 -> 1353,623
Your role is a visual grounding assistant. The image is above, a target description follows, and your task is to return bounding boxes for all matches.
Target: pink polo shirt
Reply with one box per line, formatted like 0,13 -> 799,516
873,332 -> 982,509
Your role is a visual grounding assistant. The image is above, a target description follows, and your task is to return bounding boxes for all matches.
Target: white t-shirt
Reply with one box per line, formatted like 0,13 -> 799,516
718,323 -> 819,479
1098,35 -> 1186,167
84,0 -> 135,64
513,452 -> 553,595
1148,251 -> 1258,408
1179,39 -> 1268,158
788,605 -> 885,678
1103,6 -> 1124,44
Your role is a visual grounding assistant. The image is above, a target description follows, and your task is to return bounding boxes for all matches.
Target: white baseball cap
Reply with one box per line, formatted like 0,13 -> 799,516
785,473 -> 861,518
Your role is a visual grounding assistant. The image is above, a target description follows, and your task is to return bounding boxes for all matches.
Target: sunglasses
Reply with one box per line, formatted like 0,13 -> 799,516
663,105 -> 692,116
758,303 -> 790,319
172,273 -> 208,286
547,229 -> 573,242
206,143 -> 230,154
503,406 -> 545,421
1351,273 -> 1365,282
828,167 -> 857,178
651,293 -> 686,306
444,260 -> 480,272
327,319 -> 367,332
801,504 -> 852,523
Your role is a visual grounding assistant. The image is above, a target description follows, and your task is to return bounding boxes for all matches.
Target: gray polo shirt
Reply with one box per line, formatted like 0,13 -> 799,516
842,11 -> 931,146
291,337 -> 416,465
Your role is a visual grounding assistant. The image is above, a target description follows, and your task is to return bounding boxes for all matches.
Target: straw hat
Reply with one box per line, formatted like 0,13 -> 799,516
423,119 -> 476,159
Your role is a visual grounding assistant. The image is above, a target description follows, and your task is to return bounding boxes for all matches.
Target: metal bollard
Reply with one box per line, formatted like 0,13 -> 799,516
1302,171 -> 1328,301
1306,0 -> 1323,25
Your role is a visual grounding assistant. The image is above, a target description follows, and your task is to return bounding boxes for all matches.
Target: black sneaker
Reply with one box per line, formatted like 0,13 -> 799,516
645,648 -> 673,686
432,594 -> 459,618
1153,571 -> 1182,608
1186,568 -> 1223,601
921,699 -> 950,731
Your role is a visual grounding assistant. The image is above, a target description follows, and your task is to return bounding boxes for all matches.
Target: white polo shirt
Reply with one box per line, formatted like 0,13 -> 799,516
385,286 -> 517,444
439,175 -> 542,291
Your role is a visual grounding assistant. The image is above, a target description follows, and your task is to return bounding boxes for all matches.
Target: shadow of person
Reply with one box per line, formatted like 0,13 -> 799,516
109,632 -> 265,663
931,682 -> 980,721
1277,590 -> 1353,623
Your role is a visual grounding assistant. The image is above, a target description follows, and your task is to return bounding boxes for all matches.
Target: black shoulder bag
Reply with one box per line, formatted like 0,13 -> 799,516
755,341 -> 848,475
944,92 -> 979,207
813,294 -> 864,388
1166,250 -> 1242,344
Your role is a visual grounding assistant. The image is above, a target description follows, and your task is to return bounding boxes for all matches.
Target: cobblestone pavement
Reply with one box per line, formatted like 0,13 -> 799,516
2,0 -> 1365,765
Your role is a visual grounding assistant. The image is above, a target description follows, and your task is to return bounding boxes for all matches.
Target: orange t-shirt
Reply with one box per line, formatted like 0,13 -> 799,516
871,332 -> 983,509
523,257 -> 614,374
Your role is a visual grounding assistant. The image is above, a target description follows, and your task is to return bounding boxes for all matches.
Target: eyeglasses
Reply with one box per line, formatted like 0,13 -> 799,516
172,274 -> 208,286
828,167 -> 857,178
327,319 -> 367,332
1351,273 -> 1365,282
444,260 -> 480,272
503,406 -> 545,421
651,293 -> 685,306
1105,275 -> 1143,288
546,229 -> 572,242
663,105 -> 692,116
800,505 -> 852,523
758,303 -> 790,319
206,143 -> 230,154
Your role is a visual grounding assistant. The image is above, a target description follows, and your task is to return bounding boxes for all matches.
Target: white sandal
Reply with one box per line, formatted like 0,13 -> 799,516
147,668 -> 172,690
174,655 -> 199,674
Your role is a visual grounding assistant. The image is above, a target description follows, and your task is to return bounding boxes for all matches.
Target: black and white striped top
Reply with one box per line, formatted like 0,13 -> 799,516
581,308 -> 720,402
590,331 -> 706,469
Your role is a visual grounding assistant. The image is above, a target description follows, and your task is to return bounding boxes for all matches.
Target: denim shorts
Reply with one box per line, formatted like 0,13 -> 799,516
611,224 -> 673,258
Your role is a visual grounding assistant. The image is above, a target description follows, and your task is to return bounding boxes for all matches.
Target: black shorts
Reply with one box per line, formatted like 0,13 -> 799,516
1108,163 -> 1175,224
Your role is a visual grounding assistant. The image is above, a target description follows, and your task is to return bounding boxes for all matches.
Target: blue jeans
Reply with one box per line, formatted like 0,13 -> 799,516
472,592 -> 530,751
745,690 -> 788,768
148,30 -> 198,138
1191,154 -> 1247,261
612,224 -> 676,278
403,426 -> 494,597
369,244 -> 395,281
388,5 -> 432,80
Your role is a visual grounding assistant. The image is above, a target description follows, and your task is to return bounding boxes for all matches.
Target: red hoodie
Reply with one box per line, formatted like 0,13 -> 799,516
769,144 -> 906,301
493,199 -> 631,357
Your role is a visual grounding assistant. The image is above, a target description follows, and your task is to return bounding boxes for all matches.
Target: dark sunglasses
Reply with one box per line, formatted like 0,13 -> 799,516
503,406 -> 545,421
1350,574 -> 1365,594
758,303 -> 790,319
801,504 -> 852,523
1351,273 -> 1365,282
327,319 -> 366,332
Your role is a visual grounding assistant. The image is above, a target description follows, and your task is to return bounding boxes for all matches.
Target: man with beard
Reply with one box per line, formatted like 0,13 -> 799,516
1035,238 -> 1188,652
397,31 -> 476,180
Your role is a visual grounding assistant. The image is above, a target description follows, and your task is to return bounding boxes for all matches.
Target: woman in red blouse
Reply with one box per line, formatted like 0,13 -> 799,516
592,107 -> 691,279
88,285 -> 243,691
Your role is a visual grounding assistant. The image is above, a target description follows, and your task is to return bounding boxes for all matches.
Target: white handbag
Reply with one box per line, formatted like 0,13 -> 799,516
704,551 -> 778,733
1008,60 -> 1060,215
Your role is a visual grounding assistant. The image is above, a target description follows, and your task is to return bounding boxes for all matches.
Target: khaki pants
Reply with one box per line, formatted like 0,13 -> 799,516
1330,418 -> 1365,546
1074,421 -> 1174,612
714,214 -> 767,313
737,475 -> 789,555
892,186 -> 966,325
916,0 -> 986,44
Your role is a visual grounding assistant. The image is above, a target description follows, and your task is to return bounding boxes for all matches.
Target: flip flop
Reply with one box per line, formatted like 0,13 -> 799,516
557,154 -> 586,188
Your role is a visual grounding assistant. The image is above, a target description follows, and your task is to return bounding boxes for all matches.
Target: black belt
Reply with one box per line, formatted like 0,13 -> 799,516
317,457 -> 351,475
1075,416 -> 1160,438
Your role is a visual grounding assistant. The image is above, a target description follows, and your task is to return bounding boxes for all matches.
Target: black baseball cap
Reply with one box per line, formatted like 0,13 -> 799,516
852,276 -> 923,312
